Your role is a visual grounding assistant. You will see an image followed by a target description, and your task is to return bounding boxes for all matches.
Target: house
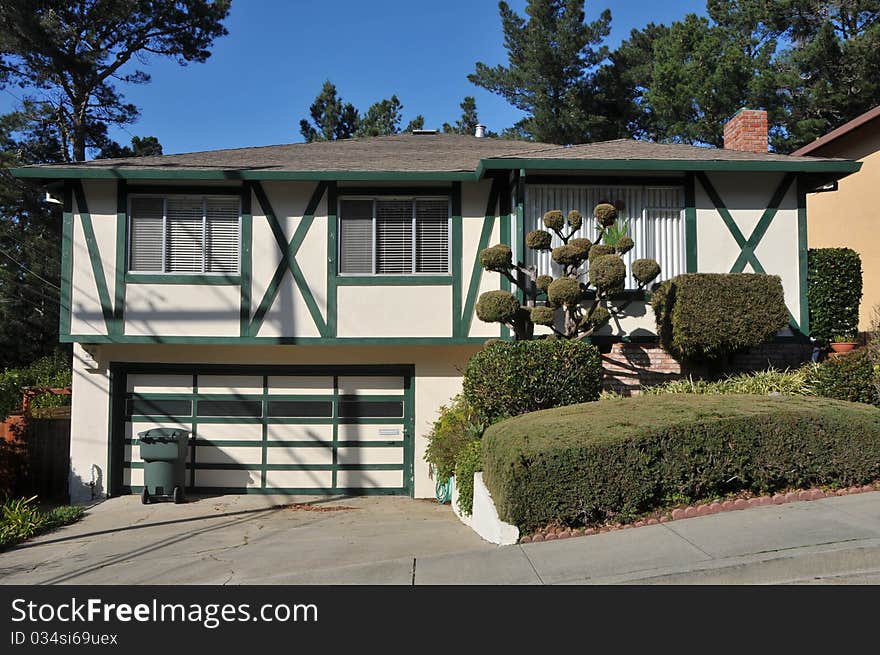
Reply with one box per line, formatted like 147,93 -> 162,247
793,105 -> 880,331
12,110 -> 859,503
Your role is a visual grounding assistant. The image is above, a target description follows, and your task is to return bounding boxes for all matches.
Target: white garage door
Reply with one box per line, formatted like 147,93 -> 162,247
117,366 -> 413,495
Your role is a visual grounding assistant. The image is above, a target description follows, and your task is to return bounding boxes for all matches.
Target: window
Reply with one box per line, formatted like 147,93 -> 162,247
338,197 -> 450,275
128,195 -> 241,274
525,185 -> 685,288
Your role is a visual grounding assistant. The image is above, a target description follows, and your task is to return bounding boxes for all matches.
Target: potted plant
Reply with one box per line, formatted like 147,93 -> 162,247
830,332 -> 859,354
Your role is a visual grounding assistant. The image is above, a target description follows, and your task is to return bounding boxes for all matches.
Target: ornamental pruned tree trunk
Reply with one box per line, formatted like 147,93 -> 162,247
475,201 -> 661,340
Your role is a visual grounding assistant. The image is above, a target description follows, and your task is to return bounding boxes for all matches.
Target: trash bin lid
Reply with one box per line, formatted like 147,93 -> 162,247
137,427 -> 190,440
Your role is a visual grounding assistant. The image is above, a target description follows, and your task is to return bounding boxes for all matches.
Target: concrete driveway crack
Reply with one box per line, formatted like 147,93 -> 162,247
519,546 -> 547,584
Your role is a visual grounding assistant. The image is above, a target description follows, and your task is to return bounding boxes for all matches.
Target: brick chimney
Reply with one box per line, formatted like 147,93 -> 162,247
723,109 -> 768,153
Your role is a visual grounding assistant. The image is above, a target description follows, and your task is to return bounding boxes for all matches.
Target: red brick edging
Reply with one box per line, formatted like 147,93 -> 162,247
519,483 -> 879,544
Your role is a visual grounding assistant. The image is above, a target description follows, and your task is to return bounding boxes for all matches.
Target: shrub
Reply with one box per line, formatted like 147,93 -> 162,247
475,290 -> 520,324
652,273 -> 789,360
482,394 -> 880,532
0,496 -> 85,549
462,339 -> 603,425
424,395 -> 484,484
644,367 -> 818,397
0,352 -> 72,421
454,440 -> 482,516
812,348 -> 879,406
808,248 -> 862,342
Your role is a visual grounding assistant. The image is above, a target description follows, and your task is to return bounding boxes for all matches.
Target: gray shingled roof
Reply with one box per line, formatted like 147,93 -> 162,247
12,132 -> 857,178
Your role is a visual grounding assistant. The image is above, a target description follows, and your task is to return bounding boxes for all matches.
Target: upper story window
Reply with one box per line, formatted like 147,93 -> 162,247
128,195 -> 241,274
338,197 -> 450,275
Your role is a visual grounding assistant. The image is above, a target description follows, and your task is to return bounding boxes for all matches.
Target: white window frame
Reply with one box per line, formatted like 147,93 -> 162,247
127,194 -> 242,276
337,195 -> 452,276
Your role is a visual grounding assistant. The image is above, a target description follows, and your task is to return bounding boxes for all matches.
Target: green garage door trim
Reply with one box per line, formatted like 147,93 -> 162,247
109,363 -> 415,496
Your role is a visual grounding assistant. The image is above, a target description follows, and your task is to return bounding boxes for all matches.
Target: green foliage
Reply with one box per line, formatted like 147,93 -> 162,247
0,496 -> 85,549
530,305 -> 556,326
462,339 -> 603,425
526,230 -> 552,251
567,210 -> 583,230
568,237 -> 592,258
812,348 -> 880,407
454,441 -> 483,517
551,244 -> 581,267
632,258 -> 661,286
479,244 -> 513,272
542,210 -> 565,231
547,277 -> 581,306
475,290 -> 520,324
482,394 -> 880,531
299,80 -> 361,142
588,244 -> 615,262
594,203 -> 618,226
589,255 -> 626,293
602,218 -> 630,247
579,305 -> 609,331
442,96 -> 488,135
808,248 -> 863,342
536,275 -> 553,293
615,236 -> 634,255
653,273 -> 789,360
468,0 -> 612,144
644,367 -> 819,397
0,352 -> 71,421
424,395 -> 484,484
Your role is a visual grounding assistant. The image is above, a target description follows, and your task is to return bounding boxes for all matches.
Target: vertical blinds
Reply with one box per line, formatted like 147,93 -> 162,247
339,197 -> 450,275
129,195 -> 241,275
524,185 -> 685,288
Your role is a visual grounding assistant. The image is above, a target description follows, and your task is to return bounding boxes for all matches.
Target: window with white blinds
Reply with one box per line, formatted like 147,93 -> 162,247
338,197 -> 450,275
128,195 -> 241,275
524,185 -> 685,288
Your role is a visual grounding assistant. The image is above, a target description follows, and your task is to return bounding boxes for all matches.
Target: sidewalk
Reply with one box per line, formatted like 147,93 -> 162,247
411,490 -> 880,584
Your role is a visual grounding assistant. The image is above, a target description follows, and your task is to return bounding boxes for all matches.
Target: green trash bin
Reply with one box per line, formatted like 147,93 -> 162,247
138,428 -> 190,504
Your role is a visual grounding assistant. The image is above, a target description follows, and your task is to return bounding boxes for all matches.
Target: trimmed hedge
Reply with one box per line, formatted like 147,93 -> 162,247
462,339 -> 603,425
808,248 -> 862,342
812,348 -> 879,406
652,273 -> 789,360
482,394 -> 880,531
454,440 -> 482,516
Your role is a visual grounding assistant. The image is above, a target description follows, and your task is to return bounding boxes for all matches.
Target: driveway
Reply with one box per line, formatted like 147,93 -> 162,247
0,495 -> 492,585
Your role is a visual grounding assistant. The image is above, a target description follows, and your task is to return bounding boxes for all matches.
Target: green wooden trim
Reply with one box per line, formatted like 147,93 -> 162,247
64,334 -> 490,345
73,181 -> 115,333
126,184 -> 243,196
797,177 -> 810,336
476,158 -> 861,176
694,172 -> 764,273
403,372 -> 415,496
326,181 -> 338,338
337,186 -> 453,196
332,375 -> 338,489
335,275 -> 453,286
240,182 -> 253,336
127,438 -> 404,448
451,181 -> 463,337
459,177 -> 501,337
499,176 -> 512,340
190,374 -> 198,490
59,184 -> 73,338
112,180 -> 127,336
128,392 -> 403,402
684,172 -> 697,272
261,375 -> 268,489
728,173 -> 796,273
129,415 -> 403,425
515,169 -> 526,304
125,273 -> 241,285
525,174 -> 687,186
249,181 -> 328,337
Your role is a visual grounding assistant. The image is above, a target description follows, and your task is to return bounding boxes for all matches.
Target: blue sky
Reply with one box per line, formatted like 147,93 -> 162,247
2,0 -> 708,155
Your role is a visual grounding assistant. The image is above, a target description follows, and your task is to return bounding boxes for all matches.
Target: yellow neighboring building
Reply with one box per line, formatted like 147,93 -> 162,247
795,106 -> 880,330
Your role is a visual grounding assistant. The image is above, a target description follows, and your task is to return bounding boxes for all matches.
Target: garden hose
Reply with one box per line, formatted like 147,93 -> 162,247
432,466 -> 453,504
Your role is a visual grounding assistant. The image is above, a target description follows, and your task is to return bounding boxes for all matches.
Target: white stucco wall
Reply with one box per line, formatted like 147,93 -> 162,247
336,285 -> 453,337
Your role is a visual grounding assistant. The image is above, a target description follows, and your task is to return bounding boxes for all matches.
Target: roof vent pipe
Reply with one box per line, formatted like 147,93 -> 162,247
475,124 -> 486,138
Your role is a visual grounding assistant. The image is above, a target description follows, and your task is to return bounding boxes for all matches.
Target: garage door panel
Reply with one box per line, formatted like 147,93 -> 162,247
337,376 -> 404,395
266,423 -> 333,443
194,423 -> 263,441
268,376 -> 333,395
127,374 -> 193,394
337,469 -> 403,489
264,470 -> 333,489
197,375 -> 263,394
338,424 -> 404,442
123,467 -> 144,486
195,468 -> 261,488
196,445 -> 262,465
266,446 -> 332,465
337,447 -> 404,465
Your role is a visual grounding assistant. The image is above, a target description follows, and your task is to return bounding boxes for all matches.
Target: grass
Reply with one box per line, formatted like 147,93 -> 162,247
642,366 -> 820,397
0,496 -> 85,550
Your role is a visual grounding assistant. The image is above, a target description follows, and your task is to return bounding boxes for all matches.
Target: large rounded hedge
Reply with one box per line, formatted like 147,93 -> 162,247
462,339 -> 603,425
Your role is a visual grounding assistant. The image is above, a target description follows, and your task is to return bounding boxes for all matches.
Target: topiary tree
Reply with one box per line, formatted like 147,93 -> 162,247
474,202 -> 661,339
